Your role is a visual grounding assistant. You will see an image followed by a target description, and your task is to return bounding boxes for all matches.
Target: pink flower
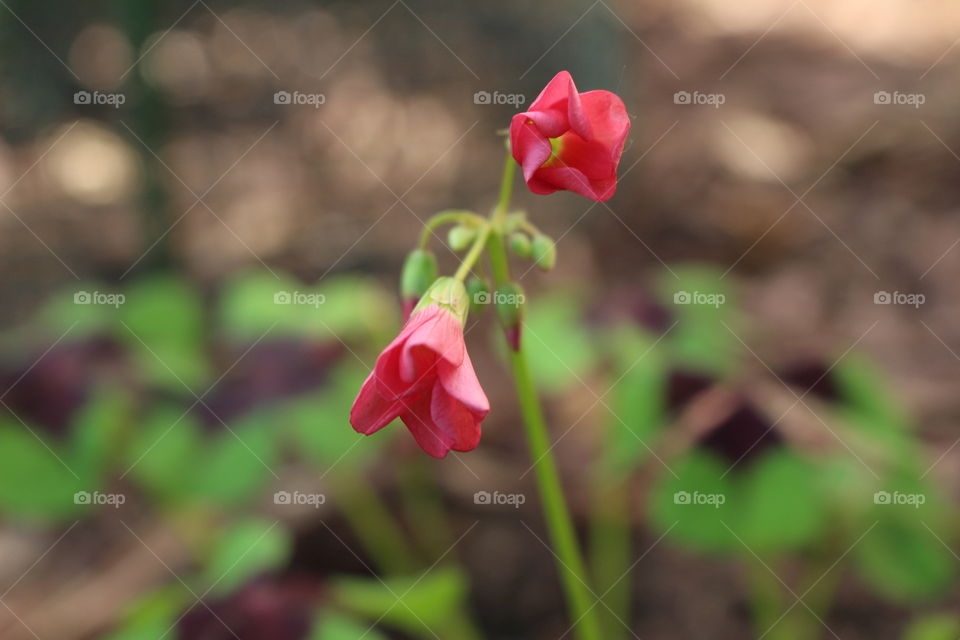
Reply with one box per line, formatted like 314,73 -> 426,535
510,70 -> 630,202
350,279 -> 489,458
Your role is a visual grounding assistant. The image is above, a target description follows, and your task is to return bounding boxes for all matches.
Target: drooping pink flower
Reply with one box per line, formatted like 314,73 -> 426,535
350,279 -> 489,458
510,71 -> 630,202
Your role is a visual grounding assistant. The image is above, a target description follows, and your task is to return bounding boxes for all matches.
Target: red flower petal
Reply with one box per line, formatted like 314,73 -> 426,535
350,371 -> 402,435
430,382 -> 482,453
400,386 -> 455,458
509,71 -> 630,202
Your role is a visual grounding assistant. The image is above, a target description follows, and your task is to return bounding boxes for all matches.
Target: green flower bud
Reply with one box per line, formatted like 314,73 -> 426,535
531,235 -> 556,271
494,282 -> 525,350
400,249 -> 437,317
466,276 -> 490,314
447,225 -> 476,252
509,232 -> 532,258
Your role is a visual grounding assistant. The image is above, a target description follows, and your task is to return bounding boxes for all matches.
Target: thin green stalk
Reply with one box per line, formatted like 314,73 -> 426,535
333,477 -> 420,575
484,148 -> 603,640
419,210 -> 486,249
746,555 -> 801,640
397,460 -> 455,559
588,477 -> 631,640
453,223 -> 492,281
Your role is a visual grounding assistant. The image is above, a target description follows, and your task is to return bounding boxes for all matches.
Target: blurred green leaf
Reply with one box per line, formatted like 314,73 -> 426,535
854,473 -> 953,603
732,450 -> 827,553
854,513 -> 954,602
204,518 -> 290,595
656,265 -> 738,376
38,286 -> 116,339
218,270 -> 397,343
832,356 -> 909,433
649,450 -> 735,553
311,611 -> 388,640
333,567 -> 468,635
126,405 -> 203,503
602,327 -> 667,474
191,415 -> 277,507
0,421 -> 81,522
285,362 -> 381,469
522,293 -> 597,392
100,585 -> 189,640
69,385 -> 131,483
119,275 -> 209,393
903,614 -> 960,640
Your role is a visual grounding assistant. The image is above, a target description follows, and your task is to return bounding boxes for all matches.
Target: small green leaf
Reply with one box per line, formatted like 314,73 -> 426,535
126,405 -> 203,503
732,450 -> 827,553
311,611 -> 389,640
649,450 -> 735,553
100,585 -> 190,640
119,275 -> 209,393
285,363 -> 383,470
0,421 -> 82,522
602,329 -> 667,474
204,519 -> 290,595
522,293 -> 596,392
333,567 -> 468,635
69,385 -> 131,482
903,614 -> 960,640
192,416 -> 277,507
657,265 -> 738,376
854,514 -> 954,602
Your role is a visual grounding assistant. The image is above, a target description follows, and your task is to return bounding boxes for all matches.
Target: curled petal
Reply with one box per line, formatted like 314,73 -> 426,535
400,306 -> 465,382
431,382 -> 482,453
400,386 -> 455,458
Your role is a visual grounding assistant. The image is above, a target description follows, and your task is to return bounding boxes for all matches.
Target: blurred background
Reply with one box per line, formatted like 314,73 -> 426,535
0,0 -> 959,638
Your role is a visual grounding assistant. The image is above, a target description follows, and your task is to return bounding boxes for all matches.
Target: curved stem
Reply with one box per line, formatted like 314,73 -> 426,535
485,148 -> 602,640
453,223 -> 491,281
418,210 -> 485,250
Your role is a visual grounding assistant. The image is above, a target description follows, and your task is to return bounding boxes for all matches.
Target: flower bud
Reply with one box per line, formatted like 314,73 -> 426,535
466,276 -> 490,314
494,282 -> 525,351
509,232 -> 532,258
447,225 -> 476,252
413,277 -> 470,325
531,235 -> 556,271
400,249 -> 437,319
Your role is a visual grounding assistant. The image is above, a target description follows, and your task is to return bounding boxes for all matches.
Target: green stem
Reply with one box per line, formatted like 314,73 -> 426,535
333,476 -> 420,575
485,148 -> 602,640
398,460 -> 455,559
588,477 -> 631,640
453,223 -> 491,281
746,555 -> 800,640
418,210 -> 485,250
